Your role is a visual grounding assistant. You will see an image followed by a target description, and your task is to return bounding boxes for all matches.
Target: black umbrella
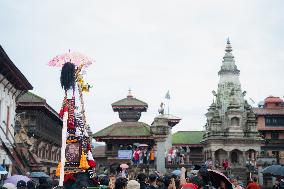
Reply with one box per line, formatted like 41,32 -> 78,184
262,165 -> 284,177
193,165 -> 201,170
207,169 -> 232,189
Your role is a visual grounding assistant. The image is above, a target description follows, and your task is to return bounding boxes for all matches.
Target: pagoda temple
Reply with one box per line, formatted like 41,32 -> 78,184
202,39 -> 262,169
93,90 -> 155,165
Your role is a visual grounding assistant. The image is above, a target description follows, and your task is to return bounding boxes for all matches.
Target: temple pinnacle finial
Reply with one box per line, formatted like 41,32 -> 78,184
127,88 -> 133,98
225,37 -> 232,53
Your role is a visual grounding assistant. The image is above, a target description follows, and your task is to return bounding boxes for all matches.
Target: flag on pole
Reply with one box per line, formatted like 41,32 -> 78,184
165,90 -> 170,100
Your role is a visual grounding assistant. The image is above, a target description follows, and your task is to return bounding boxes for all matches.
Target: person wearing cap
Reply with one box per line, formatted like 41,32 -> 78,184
16,180 -> 27,189
127,180 -> 140,189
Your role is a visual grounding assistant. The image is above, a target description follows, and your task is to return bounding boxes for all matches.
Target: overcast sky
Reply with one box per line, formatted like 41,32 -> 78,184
1,1 -> 284,134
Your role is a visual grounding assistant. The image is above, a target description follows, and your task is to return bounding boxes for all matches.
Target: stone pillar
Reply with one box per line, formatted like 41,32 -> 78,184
226,151 -> 230,161
211,150 -> 215,166
155,138 -> 167,174
243,151 -> 246,163
150,116 -> 171,174
165,129 -> 173,153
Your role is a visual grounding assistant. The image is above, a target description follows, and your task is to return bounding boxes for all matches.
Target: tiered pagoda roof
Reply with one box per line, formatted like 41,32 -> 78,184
0,45 -> 33,91
93,122 -> 152,141
112,92 -> 148,110
264,96 -> 283,105
93,90 -> 152,141
17,92 -> 62,123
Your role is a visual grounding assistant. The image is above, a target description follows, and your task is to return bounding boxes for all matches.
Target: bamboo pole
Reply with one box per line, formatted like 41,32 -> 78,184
59,108 -> 68,187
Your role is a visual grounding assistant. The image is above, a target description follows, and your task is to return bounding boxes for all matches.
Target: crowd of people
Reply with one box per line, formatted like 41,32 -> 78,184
0,156 -> 281,189
132,148 -> 155,165
99,166 -> 252,189
0,177 -> 59,189
118,145 -> 155,165
119,145 -> 191,166
1,165 -> 282,189
166,147 -> 190,165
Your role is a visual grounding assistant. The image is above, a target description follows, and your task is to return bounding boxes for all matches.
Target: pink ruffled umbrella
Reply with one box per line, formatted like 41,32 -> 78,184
120,164 -> 129,169
48,51 -> 94,68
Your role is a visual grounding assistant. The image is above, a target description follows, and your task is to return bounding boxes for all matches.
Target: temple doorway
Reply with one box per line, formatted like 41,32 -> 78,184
215,149 -> 228,165
231,151 -> 238,163
230,149 -> 242,165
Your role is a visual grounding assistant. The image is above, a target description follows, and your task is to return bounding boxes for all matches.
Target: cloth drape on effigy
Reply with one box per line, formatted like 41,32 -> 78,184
48,53 -> 95,187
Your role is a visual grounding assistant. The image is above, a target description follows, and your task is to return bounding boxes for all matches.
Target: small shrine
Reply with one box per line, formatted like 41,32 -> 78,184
93,90 -> 181,173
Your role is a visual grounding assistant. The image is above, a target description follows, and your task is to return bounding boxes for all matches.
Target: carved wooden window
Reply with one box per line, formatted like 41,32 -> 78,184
271,132 -> 279,140
265,116 -> 284,127
29,115 -> 36,126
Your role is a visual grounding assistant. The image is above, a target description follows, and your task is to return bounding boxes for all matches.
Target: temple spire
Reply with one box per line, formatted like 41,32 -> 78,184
225,37 -> 232,53
224,38 -> 234,59
127,88 -> 133,98
217,38 -> 242,111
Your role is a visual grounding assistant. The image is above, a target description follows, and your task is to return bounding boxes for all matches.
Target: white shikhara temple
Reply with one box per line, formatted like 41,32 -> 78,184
202,39 -> 262,168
